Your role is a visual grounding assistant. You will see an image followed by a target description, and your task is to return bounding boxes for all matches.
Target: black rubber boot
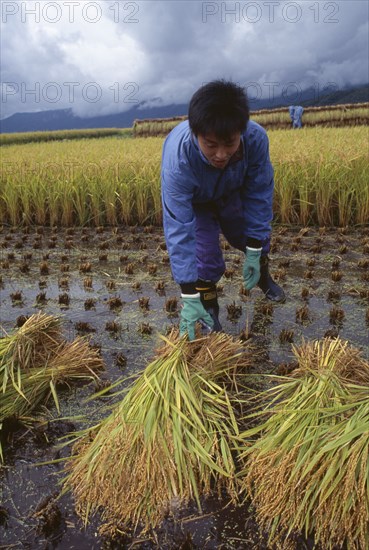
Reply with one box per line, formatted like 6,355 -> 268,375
196,280 -> 223,332
257,256 -> 286,303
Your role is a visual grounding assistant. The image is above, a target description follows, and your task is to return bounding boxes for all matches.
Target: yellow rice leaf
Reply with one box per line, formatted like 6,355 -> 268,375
2,367 -> 8,393
49,380 -> 60,413
143,403 -> 159,442
184,427 -> 228,476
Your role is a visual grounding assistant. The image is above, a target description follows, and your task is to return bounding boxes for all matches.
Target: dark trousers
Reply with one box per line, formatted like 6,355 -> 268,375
193,190 -> 270,283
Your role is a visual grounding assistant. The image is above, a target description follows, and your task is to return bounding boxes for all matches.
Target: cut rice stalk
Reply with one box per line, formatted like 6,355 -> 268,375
64,331 -> 253,535
238,338 -> 369,550
0,336 -> 104,462
0,338 -> 104,421
0,312 -> 63,398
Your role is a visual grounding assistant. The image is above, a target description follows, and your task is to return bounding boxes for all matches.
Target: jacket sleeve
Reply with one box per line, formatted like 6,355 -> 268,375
161,165 -> 198,284
242,127 -> 274,243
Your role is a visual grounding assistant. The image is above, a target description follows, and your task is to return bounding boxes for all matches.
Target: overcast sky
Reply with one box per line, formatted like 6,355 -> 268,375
1,0 -> 368,119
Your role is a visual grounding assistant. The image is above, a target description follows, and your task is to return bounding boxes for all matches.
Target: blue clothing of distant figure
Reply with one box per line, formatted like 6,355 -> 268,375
289,105 -> 304,128
161,120 -> 274,285
289,106 -> 295,123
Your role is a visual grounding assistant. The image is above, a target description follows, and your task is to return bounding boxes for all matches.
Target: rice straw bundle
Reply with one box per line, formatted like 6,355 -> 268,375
64,331 -> 253,534
0,313 -> 104,461
239,338 -> 369,549
0,312 -> 63,397
1,338 -> 104,420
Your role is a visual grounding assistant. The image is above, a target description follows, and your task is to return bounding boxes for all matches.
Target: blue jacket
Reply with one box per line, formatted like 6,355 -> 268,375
294,106 -> 304,127
161,120 -> 274,284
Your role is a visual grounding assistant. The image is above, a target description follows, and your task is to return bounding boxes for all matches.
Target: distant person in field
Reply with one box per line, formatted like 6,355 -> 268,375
161,80 -> 285,341
289,105 -> 304,128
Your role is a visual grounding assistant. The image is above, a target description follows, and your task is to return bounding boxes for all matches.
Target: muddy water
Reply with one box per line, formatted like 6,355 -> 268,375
0,225 -> 368,549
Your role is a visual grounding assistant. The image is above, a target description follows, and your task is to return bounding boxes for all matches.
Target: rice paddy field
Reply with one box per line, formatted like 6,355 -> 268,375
0,121 -> 369,549
1,126 -> 368,228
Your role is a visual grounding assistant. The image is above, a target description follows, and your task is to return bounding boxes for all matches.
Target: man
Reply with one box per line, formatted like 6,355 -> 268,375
289,105 -> 304,128
293,105 -> 304,128
161,80 -> 285,340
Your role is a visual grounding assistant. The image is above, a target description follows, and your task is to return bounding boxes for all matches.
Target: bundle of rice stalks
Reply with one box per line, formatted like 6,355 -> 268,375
1,338 -> 104,420
239,338 -> 369,550
0,312 -> 63,397
64,331 -> 253,535
0,313 -> 104,461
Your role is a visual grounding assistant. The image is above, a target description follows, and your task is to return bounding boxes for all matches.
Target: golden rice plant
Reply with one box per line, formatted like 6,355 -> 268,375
63,331 -> 253,535
238,338 -> 369,550
0,128 -> 131,146
271,127 -> 369,226
1,127 -> 367,226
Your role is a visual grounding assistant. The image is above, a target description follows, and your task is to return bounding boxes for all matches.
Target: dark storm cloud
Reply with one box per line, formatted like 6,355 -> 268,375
1,0 -> 368,119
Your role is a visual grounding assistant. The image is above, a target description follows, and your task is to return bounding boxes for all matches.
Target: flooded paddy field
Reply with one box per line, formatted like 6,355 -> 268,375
0,224 -> 368,549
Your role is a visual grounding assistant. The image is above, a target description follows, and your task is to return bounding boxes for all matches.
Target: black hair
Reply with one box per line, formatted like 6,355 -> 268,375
188,80 -> 249,139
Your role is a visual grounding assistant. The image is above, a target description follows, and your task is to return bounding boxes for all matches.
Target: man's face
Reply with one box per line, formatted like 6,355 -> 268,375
197,132 -> 241,169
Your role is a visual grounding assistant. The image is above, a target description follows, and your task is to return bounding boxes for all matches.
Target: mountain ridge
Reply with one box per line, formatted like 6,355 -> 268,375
1,83 -> 368,134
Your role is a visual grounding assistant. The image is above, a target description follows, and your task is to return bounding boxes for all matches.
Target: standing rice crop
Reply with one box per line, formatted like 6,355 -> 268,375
1,127 -> 367,227
270,127 -> 369,226
63,332 -> 253,535
238,338 -> 369,550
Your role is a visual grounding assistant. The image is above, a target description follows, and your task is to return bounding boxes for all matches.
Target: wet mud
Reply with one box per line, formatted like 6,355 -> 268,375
0,224 -> 368,549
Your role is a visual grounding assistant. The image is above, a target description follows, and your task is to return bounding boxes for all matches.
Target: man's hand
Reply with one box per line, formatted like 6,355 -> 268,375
180,294 -> 214,341
243,247 -> 262,290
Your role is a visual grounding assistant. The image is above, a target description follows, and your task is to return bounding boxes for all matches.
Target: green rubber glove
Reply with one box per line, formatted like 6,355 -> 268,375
243,247 -> 262,290
180,294 -> 214,341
